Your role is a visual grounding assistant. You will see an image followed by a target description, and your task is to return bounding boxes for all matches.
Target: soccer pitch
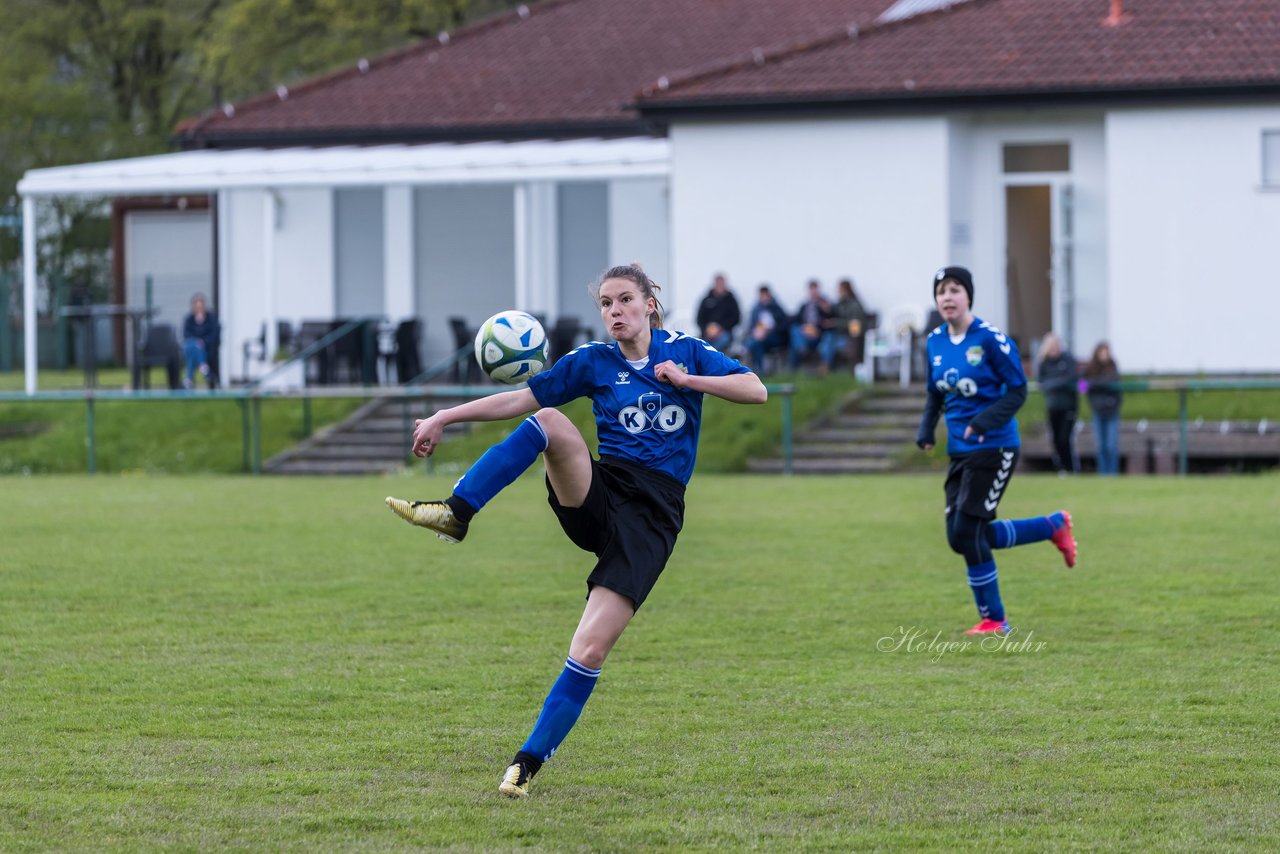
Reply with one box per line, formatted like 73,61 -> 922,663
2,473 -> 1277,851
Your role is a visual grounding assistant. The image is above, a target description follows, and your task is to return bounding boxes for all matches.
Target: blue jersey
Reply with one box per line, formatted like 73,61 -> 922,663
925,316 -> 1026,454
527,330 -> 751,485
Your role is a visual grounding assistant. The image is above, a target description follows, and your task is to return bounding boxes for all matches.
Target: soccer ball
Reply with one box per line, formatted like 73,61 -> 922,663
473,310 -> 548,384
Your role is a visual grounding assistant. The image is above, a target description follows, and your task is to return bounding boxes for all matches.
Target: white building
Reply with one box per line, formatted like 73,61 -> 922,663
17,0 -> 1280,391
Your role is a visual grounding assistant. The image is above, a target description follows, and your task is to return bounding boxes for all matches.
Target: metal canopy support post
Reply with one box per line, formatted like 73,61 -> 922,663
1178,388 -> 1189,476
263,191 -> 280,365
85,395 -> 96,474
22,195 -> 37,394
251,395 -> 263,475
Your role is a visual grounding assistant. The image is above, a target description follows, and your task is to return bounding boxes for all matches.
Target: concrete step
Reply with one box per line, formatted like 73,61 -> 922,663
283,444 -> 407,460
801,427 -> 916,444
266,458 -> 405,475
791,442 -> 904,459
857,395 -> 925,413
828,413 -> 920,429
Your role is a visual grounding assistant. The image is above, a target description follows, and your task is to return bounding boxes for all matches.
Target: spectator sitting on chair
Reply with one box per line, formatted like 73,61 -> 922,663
821,278 -> 869,372
789,279 -> 833,371
695,272 -> 741,352
182,293 -> 221,389
745,285 -> 789,375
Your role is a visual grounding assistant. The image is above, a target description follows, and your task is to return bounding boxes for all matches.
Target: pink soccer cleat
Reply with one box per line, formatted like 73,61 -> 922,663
1051,510 -> 1076,568
965,618 -> 1010,635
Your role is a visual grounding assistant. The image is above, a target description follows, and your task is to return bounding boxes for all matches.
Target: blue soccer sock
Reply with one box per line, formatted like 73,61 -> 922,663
451,415 -> 548,514
519,656 -> 601,763
967,560 -> 1005,622
987,511 -> 1067,549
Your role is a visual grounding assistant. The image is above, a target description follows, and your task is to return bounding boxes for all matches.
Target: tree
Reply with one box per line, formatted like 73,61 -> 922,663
0,0 -> 524,298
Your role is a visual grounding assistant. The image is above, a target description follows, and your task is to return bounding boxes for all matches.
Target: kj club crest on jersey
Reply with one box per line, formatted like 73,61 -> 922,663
966,346 -> 984,366
619,391 -> 688,435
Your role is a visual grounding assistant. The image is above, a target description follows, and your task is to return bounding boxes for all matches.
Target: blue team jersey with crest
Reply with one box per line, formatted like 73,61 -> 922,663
925,316 -> 1026,455
527,330 -> 751,485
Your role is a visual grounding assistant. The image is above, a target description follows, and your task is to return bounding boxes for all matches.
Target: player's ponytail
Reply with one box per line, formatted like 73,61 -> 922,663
590,263 -> 665,329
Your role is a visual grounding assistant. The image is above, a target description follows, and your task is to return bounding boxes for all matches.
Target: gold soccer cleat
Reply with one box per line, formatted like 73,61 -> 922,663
384,497 -> 468,543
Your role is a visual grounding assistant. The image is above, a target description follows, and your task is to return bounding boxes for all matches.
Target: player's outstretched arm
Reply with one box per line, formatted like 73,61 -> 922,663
412,388 -> 539,457
654,361 -> 767,404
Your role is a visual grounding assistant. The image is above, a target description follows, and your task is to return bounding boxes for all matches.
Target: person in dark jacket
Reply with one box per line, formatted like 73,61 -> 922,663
789,279 -> 835,370
182,293 -> 221,389
1082,341 -> 1124,475
695,273 -> 741,352
1037,333 -> 1079,473
745,285 -> 789,375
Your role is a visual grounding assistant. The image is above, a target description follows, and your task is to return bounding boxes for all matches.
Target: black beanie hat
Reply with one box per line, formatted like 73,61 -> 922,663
933,266 -> 974,306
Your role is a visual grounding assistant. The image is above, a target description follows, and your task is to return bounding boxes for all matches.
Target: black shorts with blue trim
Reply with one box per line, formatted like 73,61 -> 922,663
546,454 -> 685,610
944,446 -> 1021,520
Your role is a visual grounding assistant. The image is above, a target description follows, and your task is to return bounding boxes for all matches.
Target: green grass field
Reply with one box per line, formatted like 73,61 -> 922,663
2,473 -> 1277,851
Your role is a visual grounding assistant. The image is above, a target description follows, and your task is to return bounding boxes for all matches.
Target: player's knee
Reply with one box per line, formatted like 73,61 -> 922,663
568,640 -> 608,670
533,407 -> 570,436
947,513 -> 983,559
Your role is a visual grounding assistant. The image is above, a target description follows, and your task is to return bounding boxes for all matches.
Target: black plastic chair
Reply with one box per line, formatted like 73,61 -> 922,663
394,319 -> 423,383
548,315 -> 583,366
449,316 -> 478,384
135,323 -> 182,390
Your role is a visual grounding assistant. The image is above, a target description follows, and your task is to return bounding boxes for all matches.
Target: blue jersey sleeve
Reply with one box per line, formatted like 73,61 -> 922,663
986,327 -> 1027,388
688,336 -> 752,378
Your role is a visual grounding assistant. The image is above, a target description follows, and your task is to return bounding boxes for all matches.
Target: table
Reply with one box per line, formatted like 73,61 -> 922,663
59,305 -> 157,389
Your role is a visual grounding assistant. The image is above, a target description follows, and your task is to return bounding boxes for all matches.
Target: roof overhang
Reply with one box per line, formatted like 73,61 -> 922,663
17,136 -> 671,198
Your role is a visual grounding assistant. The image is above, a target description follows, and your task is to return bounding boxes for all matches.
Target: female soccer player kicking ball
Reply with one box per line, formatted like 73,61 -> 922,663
917,266 -> 1077,636
385,264 -> 766,797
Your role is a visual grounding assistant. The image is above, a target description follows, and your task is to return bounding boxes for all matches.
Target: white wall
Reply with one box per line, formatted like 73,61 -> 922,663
670,117 -> 950,335
221,187 -> 336,379
415,184 -> 516,366
222,189 -> 265,380
334,187 -> 385,317
609,177 -> 670,331
1108,104 -> 1280,373
274,188 -> 336,324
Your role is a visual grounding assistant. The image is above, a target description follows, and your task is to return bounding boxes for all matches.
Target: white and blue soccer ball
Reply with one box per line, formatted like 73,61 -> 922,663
473,310 -> 548,384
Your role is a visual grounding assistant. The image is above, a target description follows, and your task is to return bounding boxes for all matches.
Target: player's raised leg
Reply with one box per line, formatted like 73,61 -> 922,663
986,509 -> 1076,568
386,411 -> 550,542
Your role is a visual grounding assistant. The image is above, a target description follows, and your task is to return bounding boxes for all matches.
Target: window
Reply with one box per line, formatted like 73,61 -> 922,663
1264,130 -> 1280,188
1003,143 -> 1070,174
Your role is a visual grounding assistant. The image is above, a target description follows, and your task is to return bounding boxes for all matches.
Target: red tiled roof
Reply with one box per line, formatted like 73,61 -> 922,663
637,0 -> 1280,111
177,0 -> 898,147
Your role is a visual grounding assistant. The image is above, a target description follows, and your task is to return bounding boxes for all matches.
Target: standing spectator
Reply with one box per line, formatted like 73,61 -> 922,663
1082,341 -> 1124,475
917,266 -> 1076,636
182,293 -> 221,389
1037,333 -> 1079,474
695,273 -> 741,352
745,285 -> 789,375
821,278 -> 870,372
789,279 -> 833,371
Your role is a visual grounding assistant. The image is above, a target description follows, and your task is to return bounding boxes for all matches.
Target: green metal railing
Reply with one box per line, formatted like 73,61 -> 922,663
0,380 -> 803,476
1104,377 -> 1280,475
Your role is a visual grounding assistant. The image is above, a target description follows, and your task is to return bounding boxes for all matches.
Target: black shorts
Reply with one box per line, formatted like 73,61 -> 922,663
546,455 -> 686,610
944,447 -> 1020,520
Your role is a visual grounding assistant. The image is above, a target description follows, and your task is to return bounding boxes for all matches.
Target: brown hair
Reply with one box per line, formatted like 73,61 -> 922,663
589,263 -> 665,329
1084,341 -> 1118,378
